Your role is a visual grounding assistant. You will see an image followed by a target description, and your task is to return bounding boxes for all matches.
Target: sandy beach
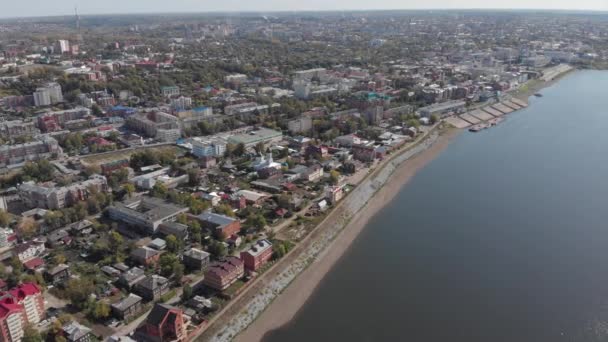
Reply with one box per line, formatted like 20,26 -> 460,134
234,127 -> 461,342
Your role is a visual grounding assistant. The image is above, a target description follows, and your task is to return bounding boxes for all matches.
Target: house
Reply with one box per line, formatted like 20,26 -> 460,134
44,264 -> 70,285
68,220 -> 93,236
46,229 -> 71,248
135,275 -> 169,301
118,267 -> 146,290
185,295 -> 213,314
240,239 -> 273,271
236,190 -> 269,205
195,212 -> 241,239
158,222 -> 189,241
136,304 -> 187,342
148,238 -> 166,251
111,294 -> 143,321
182,248 -> 210,272
23,257 -> 45,272
130,246 -> 161,267
326,186 -> 344,204
14,241 -> 45,262
203,256 -> 244,291
62,321 -> 93,342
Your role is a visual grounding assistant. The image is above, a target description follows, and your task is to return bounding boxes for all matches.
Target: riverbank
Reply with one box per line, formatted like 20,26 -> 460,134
233,127 -> 461,342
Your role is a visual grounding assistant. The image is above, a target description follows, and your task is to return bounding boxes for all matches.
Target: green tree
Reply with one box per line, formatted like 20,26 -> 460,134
165,234 -> 180,253
109,231 -> 124,250
65,278 -> 95,309
90,301 -> 111,320
246,214 -> 267,230
159,253 -> 179,277
430,114 -> 439,124
208,241 -> 227,258
123,183 -> 136,198
182,284 -> 193,301
150,182 -> 168,198
21,324 -> 42,342
233,143 -> 246,157
0,209 -> 10,227
329,170 -> 340,185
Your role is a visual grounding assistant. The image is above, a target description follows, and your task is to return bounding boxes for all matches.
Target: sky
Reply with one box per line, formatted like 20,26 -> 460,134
2,0 -> 608,18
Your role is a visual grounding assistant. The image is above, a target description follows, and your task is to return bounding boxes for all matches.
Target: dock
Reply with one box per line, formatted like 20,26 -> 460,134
459,113 -> 481,125
469,109 -> 494,121
491,103 -> 514,114
502,101 -> 522,110
445,116 -> 471,128
482,107 -> 504,117
510,98 -> 528,108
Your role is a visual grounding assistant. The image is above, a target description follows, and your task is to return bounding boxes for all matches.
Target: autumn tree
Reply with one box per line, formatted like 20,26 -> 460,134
17,217 -> 38,239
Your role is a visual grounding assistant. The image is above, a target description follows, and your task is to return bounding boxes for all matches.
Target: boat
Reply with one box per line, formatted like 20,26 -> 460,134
534,93 -> 543,97
469,123 -> 490,132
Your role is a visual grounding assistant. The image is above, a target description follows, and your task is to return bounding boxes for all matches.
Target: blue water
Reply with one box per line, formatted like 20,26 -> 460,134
263,70 -> 608,342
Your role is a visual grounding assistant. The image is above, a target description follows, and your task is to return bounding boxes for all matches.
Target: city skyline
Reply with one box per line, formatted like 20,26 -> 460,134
2,0 -> 608,18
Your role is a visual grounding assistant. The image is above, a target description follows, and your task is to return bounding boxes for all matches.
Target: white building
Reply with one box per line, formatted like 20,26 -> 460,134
58,40 -> 70,54
192,138 -> 227,158
33,88 -> 51,107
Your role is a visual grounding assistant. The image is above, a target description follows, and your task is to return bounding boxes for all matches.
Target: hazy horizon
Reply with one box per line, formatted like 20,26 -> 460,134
2,0 -> 608,19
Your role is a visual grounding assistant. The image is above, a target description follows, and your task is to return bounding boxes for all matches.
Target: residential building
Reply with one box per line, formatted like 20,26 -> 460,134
170,96 -> 192,111
62,321 -> 93,342
195,212 -> 241,239
0,228 -> 15,248
111,294 -> 143,321
161,86 -> 180,97
18,175 -> 108,210
37,107 -> 90,132
202,256 -> 244,290
44,264 -> 70,285
33,88 -> 51,107
135,275 -> 169,301
0,135 -> 63,168
182,248 -> 210,272
108,197 -> 189,234
240,239 -> 273,271
0,283 -> 45,342
136,304 -> 187,342
287,117 -> 313,134
126,111 -> 181,142
0,120 -> 38,141
158,222 -> 189,241
326,186 -> 344,204
118,267 -> 146,290
13,241 -> 45,262
130,247 -> 162,267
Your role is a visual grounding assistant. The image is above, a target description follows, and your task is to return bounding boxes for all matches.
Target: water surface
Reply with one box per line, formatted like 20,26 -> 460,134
264,70 -> 608,342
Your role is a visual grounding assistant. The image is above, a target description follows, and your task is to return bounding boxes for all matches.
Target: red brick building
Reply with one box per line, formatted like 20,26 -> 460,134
195,212 -> 241,240
137,303 -> 187,342
202,256 -> 244,291
240,239 -> 273,271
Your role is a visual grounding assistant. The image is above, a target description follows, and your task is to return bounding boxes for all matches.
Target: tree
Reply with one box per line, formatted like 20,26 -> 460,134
91,104 -> 103,116
90,301 -> 111,320
65,278 -> 95,309
215,204 -> 235,217
21,324 -> 42,342
329,170 -> 340,185
254,142 -> 266,155
165,234 -> 180,253
17,217 -> 38,239
187,168 -> 201,186
0,209 -> 10,227
182,284 -> 193,301
233,143 -> 246,157
151,182 -> 168,198
53,253 -> 67,265
430,114 -> 439,124
159,253 -> 179,277
123,183 -> 136,198
109,231 -> 124,250
208,241 -> 227,258
246,214 -> 267,230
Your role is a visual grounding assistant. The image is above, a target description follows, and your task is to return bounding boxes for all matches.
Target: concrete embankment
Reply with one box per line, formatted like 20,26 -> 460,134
205,127 -> 454,342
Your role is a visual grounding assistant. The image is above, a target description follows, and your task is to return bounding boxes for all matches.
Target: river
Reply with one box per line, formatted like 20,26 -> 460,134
262,70 -> 608,342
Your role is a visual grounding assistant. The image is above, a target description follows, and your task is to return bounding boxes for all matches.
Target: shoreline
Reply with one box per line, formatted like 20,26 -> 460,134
233,128 -> 461,342
198,66 -> 575,342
